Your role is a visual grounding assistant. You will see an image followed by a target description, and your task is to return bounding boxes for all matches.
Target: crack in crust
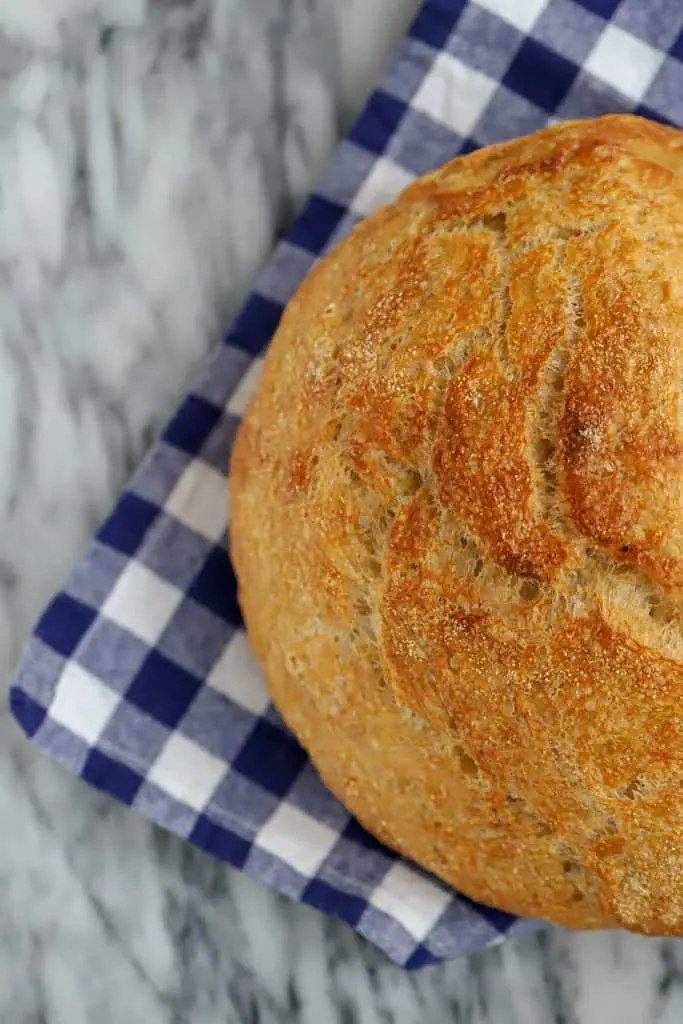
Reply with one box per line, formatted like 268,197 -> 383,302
525,254 -> 579,540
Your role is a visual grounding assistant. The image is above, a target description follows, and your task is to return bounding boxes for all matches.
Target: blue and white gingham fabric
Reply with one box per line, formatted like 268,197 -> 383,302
10,0 -> 683,969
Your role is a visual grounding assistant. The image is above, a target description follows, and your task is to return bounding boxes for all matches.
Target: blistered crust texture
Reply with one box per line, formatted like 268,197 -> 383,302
230,116 -> 683,934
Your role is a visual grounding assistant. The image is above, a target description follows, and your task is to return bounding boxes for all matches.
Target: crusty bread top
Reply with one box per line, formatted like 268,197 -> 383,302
230,116 -> 683,934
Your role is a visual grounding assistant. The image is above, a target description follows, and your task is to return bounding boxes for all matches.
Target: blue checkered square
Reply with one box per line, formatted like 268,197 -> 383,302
127,651 -> 201,728
82,750 -> 143,803
10,689 -> 46,737
572,0 -> 620,17
503,36 -> 580,111
288,195 -> 348,253
190,816 -> 251,868
232,720 -> 307,798
98,493 -> 159,556
187,546 -> 242,626
406,947 -> 443,970
634,103 -> 673,126
164,395 -> 223,456
36,595 -> 96,658
303,879 -> 367,927
410,1 -> 464,50
229,294 -> 283,355
349,91 -> 410,155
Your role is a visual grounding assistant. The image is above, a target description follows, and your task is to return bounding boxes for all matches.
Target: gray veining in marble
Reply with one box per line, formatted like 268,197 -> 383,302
0,1 -> 682,1021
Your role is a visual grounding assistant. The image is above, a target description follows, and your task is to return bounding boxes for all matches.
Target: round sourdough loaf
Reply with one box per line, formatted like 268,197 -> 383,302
229,115 -> 683,934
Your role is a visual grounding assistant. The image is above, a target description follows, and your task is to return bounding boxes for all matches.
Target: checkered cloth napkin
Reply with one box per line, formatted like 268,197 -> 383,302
11,0 -> 683,969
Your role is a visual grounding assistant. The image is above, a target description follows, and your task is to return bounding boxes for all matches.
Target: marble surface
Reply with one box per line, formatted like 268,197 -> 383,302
0,0 -> 682,1021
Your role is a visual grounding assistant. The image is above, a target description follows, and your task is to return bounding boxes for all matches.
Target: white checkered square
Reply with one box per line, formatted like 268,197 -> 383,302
371,862 -> 451,939
148,732 -> 226,811
474,0 -> 546,34
352,157 -> 416,216
207,633 -> 270,715
584,23 -> 664,102
226,358 -> 264,417
51,663 -> 119,745
411,52 -> 497,137
256,803 -> 339,876
166,459 -> 228,542
102,562 -> 183,645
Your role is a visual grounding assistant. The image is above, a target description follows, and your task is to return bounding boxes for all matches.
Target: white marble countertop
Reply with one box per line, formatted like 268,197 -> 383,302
0,1 -> 682,1021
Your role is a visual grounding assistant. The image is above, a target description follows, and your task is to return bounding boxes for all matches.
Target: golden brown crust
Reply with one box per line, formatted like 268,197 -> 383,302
230,116 -> 683,934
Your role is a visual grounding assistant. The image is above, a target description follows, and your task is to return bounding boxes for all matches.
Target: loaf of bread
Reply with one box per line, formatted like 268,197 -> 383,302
230,115 -> 683,934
